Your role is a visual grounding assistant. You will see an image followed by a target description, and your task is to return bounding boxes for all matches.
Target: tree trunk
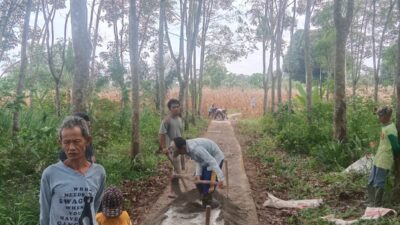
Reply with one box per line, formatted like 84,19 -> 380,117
28,4 -> 40,109
71,0 -> 92,113
197,0 -> 212,116
88,0 -> 104,109
276,0 -> 287,106
120,0 -> 126,65
158,0 -> 166,118
55,80 -> 61,116
165,0 -> 186,107
288,0 -> 296,114
319,68 -> 323,100
333,0 -> 354,142
0,2 -> 15,63
42,1 -> 69,117
351,0 -> 369,108
267,38 -> 275,112
376,0 -> 395,90
372,0 -> 378,102
271,72 -> 275,112
12,0 -> 32,136
260,1 -> 273,115
129,0 -> 140,158
89,0 -> 97,34
191,46 -> 197,124
304,0 -> 313,121
263,38 -> 267,114
184,0 -> 202,130
393,0 -> 400,202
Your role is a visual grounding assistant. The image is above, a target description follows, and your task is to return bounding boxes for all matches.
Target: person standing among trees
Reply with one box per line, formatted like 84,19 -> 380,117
368,106 -> 400,206
59,112 -> 96,163
159,98 -> 184,198
40,116 -> 106,225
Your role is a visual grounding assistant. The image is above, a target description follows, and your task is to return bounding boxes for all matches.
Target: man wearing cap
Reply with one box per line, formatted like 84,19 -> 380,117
171,137 -> 224,206
367,106 -> 400,206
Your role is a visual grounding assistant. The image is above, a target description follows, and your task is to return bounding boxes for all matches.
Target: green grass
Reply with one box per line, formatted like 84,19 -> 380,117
0,98 -> 208,225
237,117 -> 400,225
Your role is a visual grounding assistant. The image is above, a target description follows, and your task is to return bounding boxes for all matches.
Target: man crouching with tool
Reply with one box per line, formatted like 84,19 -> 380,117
170,137 -> 225,207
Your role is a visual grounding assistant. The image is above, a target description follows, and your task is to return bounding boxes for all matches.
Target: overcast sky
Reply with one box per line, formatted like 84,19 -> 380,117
1,0 -> 305,76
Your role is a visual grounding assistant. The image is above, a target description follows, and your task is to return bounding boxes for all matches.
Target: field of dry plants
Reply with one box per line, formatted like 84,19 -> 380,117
97,85 -> 395,118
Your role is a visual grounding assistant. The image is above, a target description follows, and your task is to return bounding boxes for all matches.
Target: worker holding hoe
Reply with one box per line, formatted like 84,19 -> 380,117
170,137 -> 225,207
159,98 -> 184,198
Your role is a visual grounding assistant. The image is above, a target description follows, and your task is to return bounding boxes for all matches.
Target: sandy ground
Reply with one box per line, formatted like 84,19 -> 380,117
140,116 -> 259,225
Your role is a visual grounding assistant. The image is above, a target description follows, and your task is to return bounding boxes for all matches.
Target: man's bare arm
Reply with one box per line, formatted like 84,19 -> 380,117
159,133 -> 166,150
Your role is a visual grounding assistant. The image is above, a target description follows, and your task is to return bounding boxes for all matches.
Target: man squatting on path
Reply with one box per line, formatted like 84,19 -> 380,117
368,106 -> 400,207
40,116 -> 106,225
171,137 -> 225,207
159,98 -> 184,198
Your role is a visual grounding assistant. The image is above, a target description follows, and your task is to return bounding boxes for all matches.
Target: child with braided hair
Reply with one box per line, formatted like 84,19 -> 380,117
96,187 -> 132,225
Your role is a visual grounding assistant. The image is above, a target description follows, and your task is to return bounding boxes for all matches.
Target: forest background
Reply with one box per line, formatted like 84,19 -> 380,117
0,0 -> 399,224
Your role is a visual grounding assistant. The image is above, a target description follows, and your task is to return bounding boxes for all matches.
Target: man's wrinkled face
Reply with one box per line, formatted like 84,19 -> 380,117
170,104 -> 180,116
60,126 -> 90,160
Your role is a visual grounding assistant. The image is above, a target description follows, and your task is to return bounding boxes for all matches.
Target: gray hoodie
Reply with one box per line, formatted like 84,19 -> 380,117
39,161 -> 106,225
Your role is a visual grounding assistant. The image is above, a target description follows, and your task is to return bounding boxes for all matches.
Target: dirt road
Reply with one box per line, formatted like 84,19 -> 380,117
140,117 -> 259,225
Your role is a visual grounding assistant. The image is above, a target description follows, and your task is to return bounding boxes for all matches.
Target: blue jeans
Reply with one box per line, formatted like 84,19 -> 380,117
368,166 -> 389,188
196,160 -> 224,194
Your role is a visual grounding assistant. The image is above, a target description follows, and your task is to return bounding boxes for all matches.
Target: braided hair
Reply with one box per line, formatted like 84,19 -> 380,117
102,186 -> 124,218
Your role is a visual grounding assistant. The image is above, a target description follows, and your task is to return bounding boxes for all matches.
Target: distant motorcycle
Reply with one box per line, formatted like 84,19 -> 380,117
213,108 -> 227,121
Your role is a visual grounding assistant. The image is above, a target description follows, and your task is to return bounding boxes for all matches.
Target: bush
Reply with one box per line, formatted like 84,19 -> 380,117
259,97 -> 380,171
0,94 -> 208,225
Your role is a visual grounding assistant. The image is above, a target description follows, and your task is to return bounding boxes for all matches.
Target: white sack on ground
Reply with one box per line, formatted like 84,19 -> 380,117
360,207 -> 397,219
343,155 -> 373,174
321,207 -> 397,224
263,193 -> 323,209
320,214 -> 358,225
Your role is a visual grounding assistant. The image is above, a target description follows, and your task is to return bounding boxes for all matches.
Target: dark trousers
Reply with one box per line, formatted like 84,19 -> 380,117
368,166 -> 389,188
196,160 -> 224,194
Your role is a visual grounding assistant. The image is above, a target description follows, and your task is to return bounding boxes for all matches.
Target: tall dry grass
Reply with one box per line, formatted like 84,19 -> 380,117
97,85 -> 395,118
167,87 -> 297,118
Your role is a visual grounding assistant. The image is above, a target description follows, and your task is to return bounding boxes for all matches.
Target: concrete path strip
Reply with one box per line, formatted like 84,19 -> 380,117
140,119 -> 259,225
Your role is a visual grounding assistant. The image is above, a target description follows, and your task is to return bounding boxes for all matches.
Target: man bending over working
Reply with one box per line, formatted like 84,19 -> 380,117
171,137 -> 224,207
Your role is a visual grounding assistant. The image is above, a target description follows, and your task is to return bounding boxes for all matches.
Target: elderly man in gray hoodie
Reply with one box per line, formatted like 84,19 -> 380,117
171,137 -> 224,206
40,116 -> 106,225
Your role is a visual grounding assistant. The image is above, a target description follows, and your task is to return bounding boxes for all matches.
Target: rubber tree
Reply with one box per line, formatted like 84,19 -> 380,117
41,0 -> 69,117
70,0 -> 92,113
129,0 -> 140,158
394,0 -> 400,202
275,0 -> 288,107
158,0 -> 166,118
304,0 -> 313,121
333,0 -> 354,142
12,0 -> 32,136
288,0 -> 296,113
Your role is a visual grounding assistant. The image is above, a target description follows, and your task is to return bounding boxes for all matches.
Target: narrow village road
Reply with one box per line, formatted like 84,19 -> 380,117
141,116 -> 259,225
